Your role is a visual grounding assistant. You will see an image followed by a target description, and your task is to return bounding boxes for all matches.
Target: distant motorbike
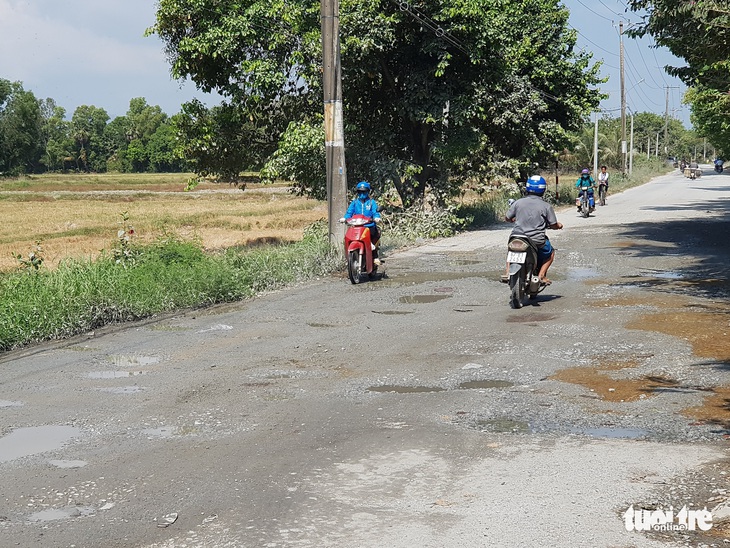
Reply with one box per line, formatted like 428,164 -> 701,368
505,236 -> 545,309
598,183 -> 607,206
341,214 -> 379,284
576,185 -> 594,218
715,162 -> 724,173
685,166 -> 702,179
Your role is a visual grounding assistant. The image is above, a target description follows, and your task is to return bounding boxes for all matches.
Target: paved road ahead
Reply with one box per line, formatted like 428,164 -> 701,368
2,166 -> 730,547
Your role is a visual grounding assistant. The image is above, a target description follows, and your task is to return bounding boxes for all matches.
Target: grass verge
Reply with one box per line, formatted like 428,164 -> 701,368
0,223 -> 340,352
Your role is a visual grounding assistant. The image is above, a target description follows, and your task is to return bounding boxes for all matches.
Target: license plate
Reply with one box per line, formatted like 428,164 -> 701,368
507,251 -> 527,263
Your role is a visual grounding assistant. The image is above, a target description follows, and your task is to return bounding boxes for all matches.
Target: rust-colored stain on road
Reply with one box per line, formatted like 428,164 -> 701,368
594,291 -> 730,428
627,309 -> 730,361
550,357 -> 679,402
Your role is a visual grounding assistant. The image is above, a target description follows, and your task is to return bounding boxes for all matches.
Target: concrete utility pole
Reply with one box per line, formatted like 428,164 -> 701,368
663,86 -> 669,156
593,112 -> 599,176
619,21 -> 627,175
321,0 -> 347,251
629,113 -> 635,176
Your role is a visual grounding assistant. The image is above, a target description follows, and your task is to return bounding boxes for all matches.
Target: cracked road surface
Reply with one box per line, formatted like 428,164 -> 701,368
1,166 -> 729,547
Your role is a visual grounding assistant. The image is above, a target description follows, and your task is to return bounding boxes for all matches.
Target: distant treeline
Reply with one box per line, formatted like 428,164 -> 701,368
0,79 -> 186,176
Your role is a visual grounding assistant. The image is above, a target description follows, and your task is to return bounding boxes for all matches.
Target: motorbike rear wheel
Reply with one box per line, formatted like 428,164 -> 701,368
509,270 -> 524,309
347,250 -> 361,284
580,198 -> 590,218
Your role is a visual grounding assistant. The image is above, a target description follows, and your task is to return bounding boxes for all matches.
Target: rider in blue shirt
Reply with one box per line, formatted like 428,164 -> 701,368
344,181 -> 381,262
575,168 -> 595,210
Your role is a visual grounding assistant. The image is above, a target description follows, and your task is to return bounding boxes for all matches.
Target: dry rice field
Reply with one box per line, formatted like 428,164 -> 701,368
0,173 -> 326,271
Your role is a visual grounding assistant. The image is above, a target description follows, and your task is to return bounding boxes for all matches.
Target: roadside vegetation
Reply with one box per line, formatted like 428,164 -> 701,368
0,158 -> 673,353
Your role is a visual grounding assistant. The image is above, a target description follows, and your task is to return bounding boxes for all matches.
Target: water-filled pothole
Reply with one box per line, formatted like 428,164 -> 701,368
48,459 -> 88,468
88,371 -> 147,379
567,267 -> 600,281
458,380 -> 514,389
368,385 -> 446,393
398,295 -> 451,304
0,425 -> 81,463
381,271 -> 488,286
476,418 -> 531,433
28,506 -> 95,522
108,355 -> 160,367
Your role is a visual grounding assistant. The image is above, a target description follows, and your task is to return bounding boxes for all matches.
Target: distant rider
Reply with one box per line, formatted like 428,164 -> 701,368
597,165 -> 609,204
343,181 -> 381,264
575,168 -> 595,211
503,175 -> 563,285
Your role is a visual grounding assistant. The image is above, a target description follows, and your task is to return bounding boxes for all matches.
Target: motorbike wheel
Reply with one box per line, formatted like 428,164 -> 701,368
581,199 -> 590,218
599,187 -> 606,206
509,271 -> 524,309
347,250 -> 361,284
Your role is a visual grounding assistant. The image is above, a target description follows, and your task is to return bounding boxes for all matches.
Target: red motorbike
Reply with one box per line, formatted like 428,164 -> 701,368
341,214 -> 379,284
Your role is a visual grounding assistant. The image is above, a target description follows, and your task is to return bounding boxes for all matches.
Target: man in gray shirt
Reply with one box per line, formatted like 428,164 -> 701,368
504,175 -> 563,284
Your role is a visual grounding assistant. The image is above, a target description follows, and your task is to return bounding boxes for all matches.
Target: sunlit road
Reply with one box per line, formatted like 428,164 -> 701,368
1,165 -> 729,547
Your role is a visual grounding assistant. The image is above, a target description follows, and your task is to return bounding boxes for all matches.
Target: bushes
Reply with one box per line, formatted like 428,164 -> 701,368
0,224 -> 338,352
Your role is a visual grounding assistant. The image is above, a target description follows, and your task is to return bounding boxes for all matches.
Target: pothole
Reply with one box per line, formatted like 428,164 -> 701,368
458,380 -> 514,389
0,426 -> 81,463
368,385 -> 446,393
398,295 -> 451,304
87,371 -> 147,379
476,418 -> 532,433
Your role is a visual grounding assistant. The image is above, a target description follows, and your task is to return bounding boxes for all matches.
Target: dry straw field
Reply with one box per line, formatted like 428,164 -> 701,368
0,173 -> 326,272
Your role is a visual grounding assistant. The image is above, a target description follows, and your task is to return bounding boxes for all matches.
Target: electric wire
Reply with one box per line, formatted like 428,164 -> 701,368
574,0 -> 614,22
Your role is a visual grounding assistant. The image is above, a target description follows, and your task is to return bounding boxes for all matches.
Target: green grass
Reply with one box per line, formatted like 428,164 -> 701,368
0,223 -> 340,352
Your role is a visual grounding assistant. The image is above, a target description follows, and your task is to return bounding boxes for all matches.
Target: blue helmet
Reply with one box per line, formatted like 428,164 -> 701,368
356,181 -> 371,200
525,175 -> 547,196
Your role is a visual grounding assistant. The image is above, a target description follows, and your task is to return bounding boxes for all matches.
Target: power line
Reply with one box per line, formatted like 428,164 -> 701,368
574,0 -> 614,22
627,39 -> 664,90
570,25 -> 619,57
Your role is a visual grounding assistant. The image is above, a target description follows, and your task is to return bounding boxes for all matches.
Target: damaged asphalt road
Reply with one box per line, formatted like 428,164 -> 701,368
1,166 -> 730,547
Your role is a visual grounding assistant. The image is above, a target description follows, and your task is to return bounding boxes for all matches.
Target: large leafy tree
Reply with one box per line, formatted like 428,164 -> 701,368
151,0 -> 602,205
39,99 -> 73,172
70,105 -> 110,171
0,80 -> 43,175
628,0 -> 730,155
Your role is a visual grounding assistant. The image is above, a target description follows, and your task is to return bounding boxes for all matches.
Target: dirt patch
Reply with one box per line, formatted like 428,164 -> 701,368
627,309 -> 730,362
550,357 -> 679,402
681,386 -> 730,431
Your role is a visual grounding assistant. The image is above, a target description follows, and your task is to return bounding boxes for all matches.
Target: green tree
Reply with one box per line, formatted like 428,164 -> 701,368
0,80 -> 43,175
70,105 -> 109,171
172,99 -> 279,181
150,0 -> 603,205
147,120 -> 186,172
628,0 -> 730,154
39,99 -> 73,172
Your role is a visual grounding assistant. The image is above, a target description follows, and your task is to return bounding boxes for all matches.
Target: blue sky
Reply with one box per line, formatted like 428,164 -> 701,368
564,0 -> 690,126
0,0 -> 690,127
